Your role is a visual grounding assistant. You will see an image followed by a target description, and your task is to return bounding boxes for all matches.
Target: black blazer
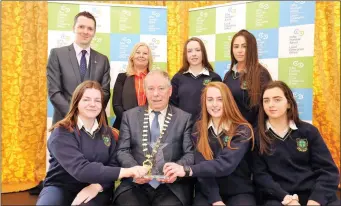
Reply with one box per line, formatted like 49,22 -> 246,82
113,105 -> 195,206
112,73 -> 138,129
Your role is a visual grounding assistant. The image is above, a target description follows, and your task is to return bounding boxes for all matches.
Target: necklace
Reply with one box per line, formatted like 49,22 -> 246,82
142,109 -> 172,175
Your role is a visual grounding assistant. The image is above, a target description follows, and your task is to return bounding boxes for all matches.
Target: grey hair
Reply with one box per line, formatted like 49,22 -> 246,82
144,69 -> 171,89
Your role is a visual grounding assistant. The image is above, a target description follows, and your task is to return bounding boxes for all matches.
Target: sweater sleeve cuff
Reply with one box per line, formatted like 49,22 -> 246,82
309,191 -> 326,206
101,167 -> 121,182
99,182 -> 114,191
207,193 -> 223,204
190,165 -> 199,177
274,188 -> 289,201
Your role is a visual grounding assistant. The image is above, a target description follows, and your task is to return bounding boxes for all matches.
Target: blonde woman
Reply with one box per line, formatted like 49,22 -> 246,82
112,42 -> 153,129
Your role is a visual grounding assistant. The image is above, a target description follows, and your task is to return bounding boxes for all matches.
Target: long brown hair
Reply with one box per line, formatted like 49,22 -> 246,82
49,80 -> 108,132
179,37 -> 214,73
196,82 -> 254,160
257,81 -> 301,154
224,29 -> 272,108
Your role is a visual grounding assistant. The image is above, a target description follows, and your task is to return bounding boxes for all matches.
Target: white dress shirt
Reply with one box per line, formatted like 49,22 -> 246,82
183,67 -> 210,77
148,106 -> 168,134
73,43 -> 90,68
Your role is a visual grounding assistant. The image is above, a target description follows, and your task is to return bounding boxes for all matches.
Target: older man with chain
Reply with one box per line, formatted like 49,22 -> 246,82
113,69 -> 194,206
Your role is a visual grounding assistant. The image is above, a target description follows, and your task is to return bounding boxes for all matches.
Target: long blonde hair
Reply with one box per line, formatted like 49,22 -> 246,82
126,42 -> 154,76
196,82 -> 254,160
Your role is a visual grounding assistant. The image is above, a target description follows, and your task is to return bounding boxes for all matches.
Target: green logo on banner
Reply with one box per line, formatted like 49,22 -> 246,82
278,57 -> 313,88
111,7 -> 140,33
48,3 -> 80,31
215,32 -> 236,61
189,8 -> 216,36
246,1 -> 279,29
152,62 -> 167,71
90,33 -> 110,58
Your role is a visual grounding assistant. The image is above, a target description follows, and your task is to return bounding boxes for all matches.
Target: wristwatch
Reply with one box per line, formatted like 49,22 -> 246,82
183,165 -> 191,177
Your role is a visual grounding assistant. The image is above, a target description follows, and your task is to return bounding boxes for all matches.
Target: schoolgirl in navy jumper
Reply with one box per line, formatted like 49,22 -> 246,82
36,81 -> 148,206
223,30 -> 272,127
253,81 -> 340,206
164,82 -> 256,206
170,37 -> 222,122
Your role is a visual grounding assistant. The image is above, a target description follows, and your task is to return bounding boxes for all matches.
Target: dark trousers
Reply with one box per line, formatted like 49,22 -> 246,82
114,184 -> 182,206
36,186 -> 112,206
193,191 -> 256,206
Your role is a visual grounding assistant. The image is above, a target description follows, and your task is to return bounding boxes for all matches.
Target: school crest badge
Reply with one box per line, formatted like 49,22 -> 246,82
102,135 -> 111,147
203,78 -> 212,85
223,136 -> 229,147
296,138 -> 308,152
241,81 -> 247,90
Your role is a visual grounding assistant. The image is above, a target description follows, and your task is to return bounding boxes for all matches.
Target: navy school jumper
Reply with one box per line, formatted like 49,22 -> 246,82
191,125 -> 255,203
170,71 -> 222,122
44,126 -> 120,193
252,121 -> 340,205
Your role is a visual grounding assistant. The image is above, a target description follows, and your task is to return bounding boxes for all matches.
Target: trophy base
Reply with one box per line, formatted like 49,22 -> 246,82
143,175 -> 169,180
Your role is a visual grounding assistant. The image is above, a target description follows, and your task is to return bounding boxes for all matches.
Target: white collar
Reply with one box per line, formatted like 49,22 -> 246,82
77,116 -> 99,135
148,105 -> 168,116
208,119 -> 229,135
73,43 -> 91,56
183,67 -> 210,76
266,120 -> 298,131
232,64 -> 247,73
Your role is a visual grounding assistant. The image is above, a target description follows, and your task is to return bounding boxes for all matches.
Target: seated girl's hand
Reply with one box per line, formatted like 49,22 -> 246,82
307,200 -> 320,206
119,166 -> 149,179
212,201 -> 225,206
287,200 -> 300,206
134,165 -> 149,177
71,184 -> 102,205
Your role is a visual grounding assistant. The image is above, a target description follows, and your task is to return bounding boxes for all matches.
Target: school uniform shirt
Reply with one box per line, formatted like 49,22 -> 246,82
253,120 -> 340,205
43,118 -> 120,193
170,68 -> 222,122
191,123 -> 254,203
223,64 -> 271,127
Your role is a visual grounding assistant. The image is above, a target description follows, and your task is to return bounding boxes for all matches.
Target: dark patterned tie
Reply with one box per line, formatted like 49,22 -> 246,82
80,50 -> 87,81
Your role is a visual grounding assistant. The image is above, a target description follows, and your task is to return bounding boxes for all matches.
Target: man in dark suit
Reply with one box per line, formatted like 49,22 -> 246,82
113,70 -> 195,206
47,11 -> 110,124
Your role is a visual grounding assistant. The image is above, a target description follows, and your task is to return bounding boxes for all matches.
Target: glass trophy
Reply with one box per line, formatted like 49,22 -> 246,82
143,143 -> 169,180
